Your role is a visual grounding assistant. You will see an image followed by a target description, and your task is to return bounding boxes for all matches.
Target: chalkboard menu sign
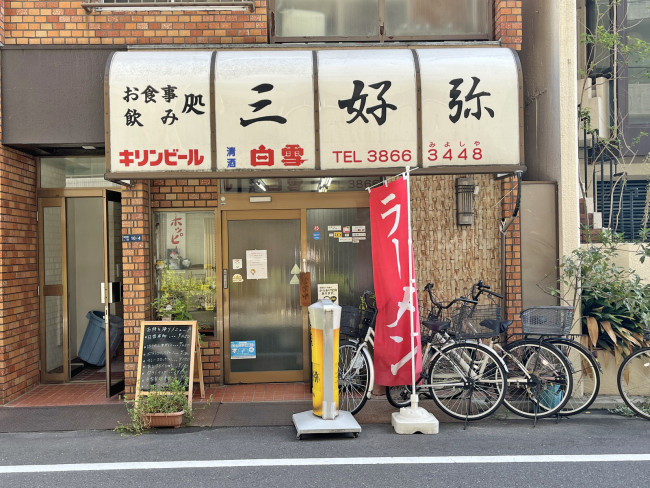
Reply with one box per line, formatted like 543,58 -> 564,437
136,321 -> 197,405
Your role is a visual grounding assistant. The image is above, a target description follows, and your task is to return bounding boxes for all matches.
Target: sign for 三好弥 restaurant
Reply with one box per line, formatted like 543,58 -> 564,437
106,48 -> 522,176
417,48 -> 521,167
215,50 -> 316,171
317,50 -> 418,171
108,51 -> 213,173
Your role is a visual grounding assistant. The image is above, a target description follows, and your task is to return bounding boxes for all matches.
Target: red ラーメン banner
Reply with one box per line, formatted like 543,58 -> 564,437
369,178 -> 421,386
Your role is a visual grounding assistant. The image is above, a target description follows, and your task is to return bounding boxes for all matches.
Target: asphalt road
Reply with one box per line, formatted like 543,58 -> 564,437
1,411 -> 649,488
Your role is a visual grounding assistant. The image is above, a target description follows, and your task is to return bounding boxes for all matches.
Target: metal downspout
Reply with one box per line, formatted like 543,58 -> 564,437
500,171 -> 523,322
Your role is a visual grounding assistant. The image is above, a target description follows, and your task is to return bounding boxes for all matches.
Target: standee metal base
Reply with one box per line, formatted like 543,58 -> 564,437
292,410 -> 362,439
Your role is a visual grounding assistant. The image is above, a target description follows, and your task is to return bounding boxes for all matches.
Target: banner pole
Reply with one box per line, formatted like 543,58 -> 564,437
391,167 -> 437,434
405,166 -> 418,409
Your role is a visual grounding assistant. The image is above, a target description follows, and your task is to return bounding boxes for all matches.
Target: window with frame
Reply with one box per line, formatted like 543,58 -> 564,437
153,211 -> 217,335
587,0 -> 650,155
270,0 -> 493,42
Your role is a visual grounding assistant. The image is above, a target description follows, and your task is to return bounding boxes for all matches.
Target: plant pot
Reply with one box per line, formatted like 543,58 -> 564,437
144,410 -> 185,428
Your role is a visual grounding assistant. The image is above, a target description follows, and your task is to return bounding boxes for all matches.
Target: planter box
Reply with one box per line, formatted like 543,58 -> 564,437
144,411 -> 185,429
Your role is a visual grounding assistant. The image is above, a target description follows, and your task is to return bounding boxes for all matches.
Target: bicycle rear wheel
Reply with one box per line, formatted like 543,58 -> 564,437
338,341 -> 372,415
546,337 -> 600,416
427,342 -> 506,421
502,340 -> 573,419
617,347 -> 650,420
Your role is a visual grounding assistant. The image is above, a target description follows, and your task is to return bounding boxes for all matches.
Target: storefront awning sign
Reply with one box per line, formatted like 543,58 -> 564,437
108,51 -> 213,174
215,50 -> 316,171
107,48 -> 522,176
318,50 -> 418,170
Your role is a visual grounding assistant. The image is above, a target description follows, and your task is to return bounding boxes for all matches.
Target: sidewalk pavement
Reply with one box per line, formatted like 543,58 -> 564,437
0,396 -> 627,434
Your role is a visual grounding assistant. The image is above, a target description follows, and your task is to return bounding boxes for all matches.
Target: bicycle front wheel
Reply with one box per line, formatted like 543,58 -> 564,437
617,347 -> 650,420
338,341 -> 372,415
546,337 -> 600,416
502,340 -> 573,419
427,342 -> 506,421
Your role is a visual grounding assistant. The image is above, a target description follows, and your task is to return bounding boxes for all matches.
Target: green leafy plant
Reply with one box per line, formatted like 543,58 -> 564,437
115,373 -> 192,436
553,229 -> 650,362
151,291 -> 193,320
609,402 -> 650,418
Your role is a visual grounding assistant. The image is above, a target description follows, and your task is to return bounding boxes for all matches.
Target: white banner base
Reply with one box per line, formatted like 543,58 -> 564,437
391,406 -> 439,435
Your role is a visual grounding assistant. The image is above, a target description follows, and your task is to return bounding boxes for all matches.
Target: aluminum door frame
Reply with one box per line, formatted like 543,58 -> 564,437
221,209 -> 309,384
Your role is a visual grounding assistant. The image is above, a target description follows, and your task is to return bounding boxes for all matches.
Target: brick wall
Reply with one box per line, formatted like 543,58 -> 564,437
121,182 -> 152,397
3,1 -> 268,45
0,7 -> 41,402
1,0 -> 5,44
0,148 -> 39,404
150,178 -> 220,209
502,175 -> 523,334
1,1 -> 522,48
495,0 -> 523,50
123,178 -> 223,398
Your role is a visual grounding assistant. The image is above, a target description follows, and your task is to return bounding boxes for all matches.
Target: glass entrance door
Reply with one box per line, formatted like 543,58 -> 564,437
103,190 -> 123,397
39,198 -> 68,383
223,210 -> 305,383
38,191 -> 123,394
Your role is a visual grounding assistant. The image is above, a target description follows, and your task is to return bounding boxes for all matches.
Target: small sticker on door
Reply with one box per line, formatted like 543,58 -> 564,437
231,340 -> 256,359
232,258 -> 242,270
232,273 -> 244,283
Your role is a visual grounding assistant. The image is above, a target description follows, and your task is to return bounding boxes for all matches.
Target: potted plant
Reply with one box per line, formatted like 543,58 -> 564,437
116,373 -> 192,435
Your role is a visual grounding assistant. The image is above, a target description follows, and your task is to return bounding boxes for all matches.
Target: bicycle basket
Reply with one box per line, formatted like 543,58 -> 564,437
520,306 -> 574,336
359,306 -> 377,333
450,304 -> 502,339
340,305 -> 362,338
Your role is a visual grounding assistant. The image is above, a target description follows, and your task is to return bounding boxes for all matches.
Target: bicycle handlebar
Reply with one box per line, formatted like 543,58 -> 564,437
472,280 -> 503,301
423,282 -> 477,313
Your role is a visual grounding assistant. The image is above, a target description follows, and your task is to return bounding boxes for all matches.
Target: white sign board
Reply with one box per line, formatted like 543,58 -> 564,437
107,48 -> 522,174
317,50 -> 418,170
417,48 -> 521,167
317,284 -> 339,303
215,50 -> 316,171
108,51 -> 213,173
246,250 -> 268,280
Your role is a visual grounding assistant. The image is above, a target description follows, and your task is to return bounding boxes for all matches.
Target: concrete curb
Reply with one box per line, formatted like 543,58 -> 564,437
0,396 -> 628,433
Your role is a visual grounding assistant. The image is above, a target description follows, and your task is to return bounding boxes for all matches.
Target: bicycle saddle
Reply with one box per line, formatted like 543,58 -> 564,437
479,319 -> 513,333
422,319 -> 451,333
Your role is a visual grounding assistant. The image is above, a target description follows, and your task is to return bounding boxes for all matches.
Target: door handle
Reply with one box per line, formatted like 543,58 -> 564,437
223,269 -> 229,289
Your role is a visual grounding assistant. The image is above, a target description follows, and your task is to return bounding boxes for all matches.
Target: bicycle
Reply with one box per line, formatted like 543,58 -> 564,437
338,291 -> 377,415
386,282 -> 477,407
472,280 -> 602,416
385,283 -> 508,425
468,281 -> 575,420
617,328 -> 650,420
